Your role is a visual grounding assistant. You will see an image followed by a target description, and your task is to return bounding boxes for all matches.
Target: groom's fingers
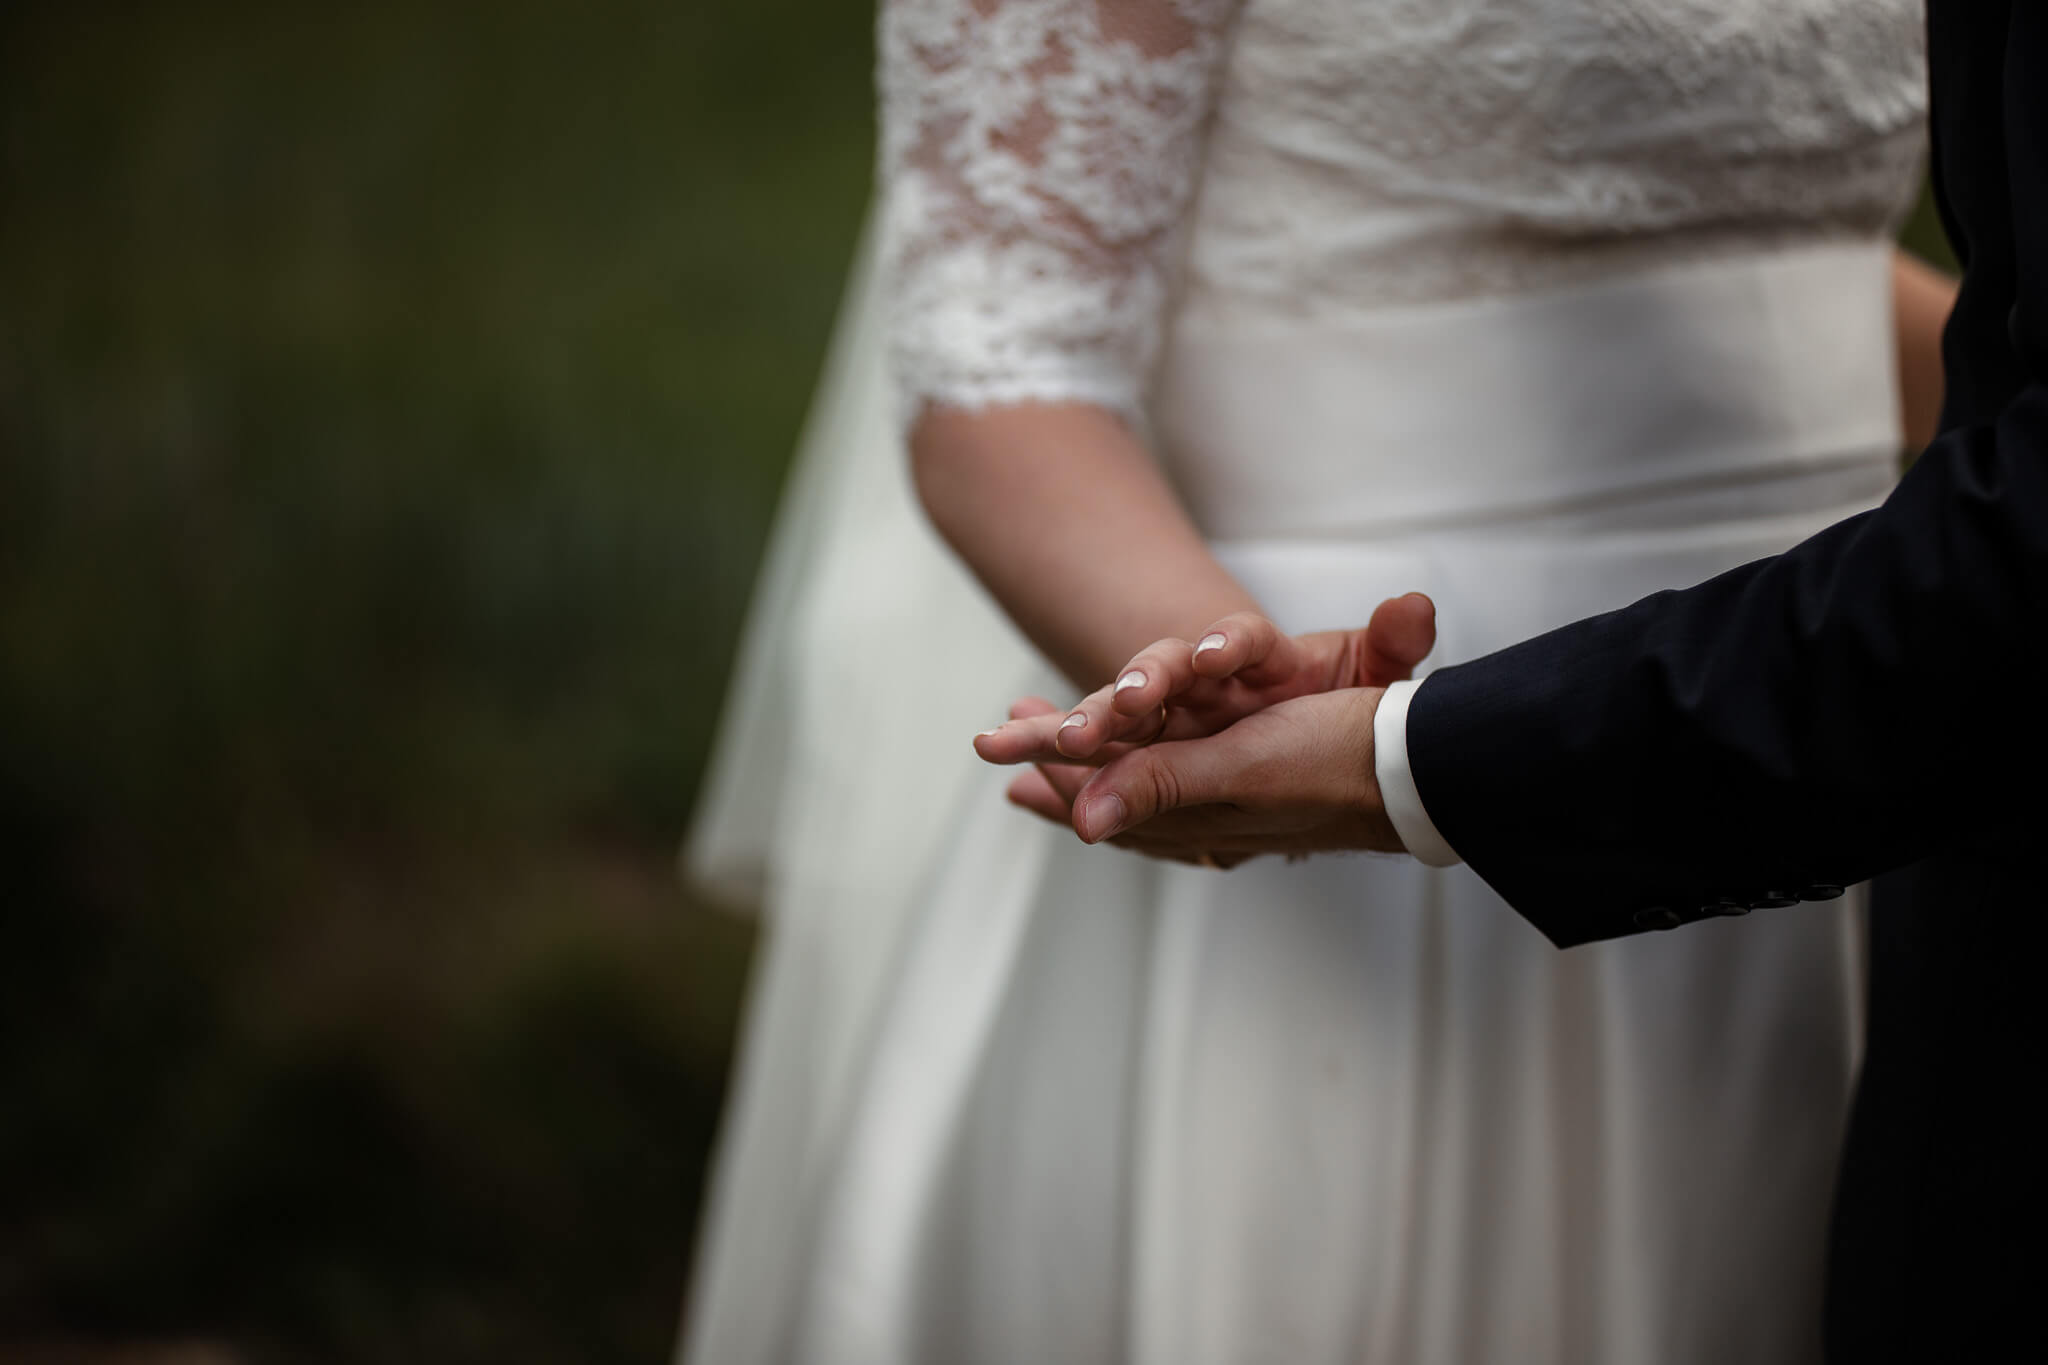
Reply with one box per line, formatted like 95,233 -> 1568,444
1012,764 -> 1251,868
1070,689 -> 1386,846
1032,761 -> 1258,864
1070,727 -> 1261,843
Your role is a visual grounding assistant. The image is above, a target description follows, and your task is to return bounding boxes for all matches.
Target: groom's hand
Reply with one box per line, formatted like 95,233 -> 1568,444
1007,687 -> 1406,862
976,593 -> 1435,767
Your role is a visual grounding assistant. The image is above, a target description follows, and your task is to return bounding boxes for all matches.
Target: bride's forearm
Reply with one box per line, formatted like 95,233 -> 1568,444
910,402 -> 1260,690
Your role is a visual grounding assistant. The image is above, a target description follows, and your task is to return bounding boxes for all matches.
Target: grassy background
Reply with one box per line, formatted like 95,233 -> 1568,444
0,3 -> 1956,1361
2,2 -> 873,1361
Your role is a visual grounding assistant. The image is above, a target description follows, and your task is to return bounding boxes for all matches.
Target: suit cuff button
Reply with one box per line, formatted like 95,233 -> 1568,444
1800,884 -> 1846,901
1698,900 -> 1750,918
1633,906 -> 1685,931
1748,891 -> 1800,910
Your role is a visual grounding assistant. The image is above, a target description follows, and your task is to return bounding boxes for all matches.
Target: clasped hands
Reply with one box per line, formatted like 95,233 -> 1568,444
974,594 -> 1437,868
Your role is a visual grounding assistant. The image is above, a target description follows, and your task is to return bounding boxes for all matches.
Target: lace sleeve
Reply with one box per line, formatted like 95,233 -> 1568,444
878,0 -> 1241,425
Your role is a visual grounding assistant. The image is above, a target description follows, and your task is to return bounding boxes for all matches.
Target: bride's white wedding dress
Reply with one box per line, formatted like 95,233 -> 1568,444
683,3 -> 1927,1362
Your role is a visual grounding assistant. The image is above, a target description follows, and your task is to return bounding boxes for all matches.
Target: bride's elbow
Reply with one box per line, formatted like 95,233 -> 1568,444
907,399 -> 1124,544
907,404 -> 996,539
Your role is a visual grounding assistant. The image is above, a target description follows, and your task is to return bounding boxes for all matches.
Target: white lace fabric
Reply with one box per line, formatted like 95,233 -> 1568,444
878,0 -> 1241,424
877,0 -> 1927,421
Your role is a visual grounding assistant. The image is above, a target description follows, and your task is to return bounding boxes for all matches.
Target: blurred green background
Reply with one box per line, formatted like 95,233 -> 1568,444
0,3 -> 1958,1362
2,1 -> 873,1360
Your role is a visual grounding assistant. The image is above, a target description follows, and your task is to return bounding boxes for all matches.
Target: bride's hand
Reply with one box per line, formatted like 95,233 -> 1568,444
975,593 -> 1436,768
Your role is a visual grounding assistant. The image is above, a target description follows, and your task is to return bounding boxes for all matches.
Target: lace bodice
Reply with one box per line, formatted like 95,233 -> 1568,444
878,0 -> 1927,423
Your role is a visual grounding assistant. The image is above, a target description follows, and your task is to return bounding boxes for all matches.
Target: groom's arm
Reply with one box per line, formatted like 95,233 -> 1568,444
1407,4 -> 2048,948
1408,384 -> 2048,947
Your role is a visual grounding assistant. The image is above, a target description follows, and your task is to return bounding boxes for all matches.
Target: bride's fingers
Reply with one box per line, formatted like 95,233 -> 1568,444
979,682 -> 1155,765
1056,667 -> 1187,765
1051,681 -> 1119,759
1035,759 -> 1090,807
1010,695 -> 1061,721
1357,593 -> 1437,685
1107,637 -> 1200,717
978,713 -> 1158,767
1002,760 -> 1104,829
977,706 -> 1078,764
1005,767 -> 1073,824
1186,611 -> 1297,686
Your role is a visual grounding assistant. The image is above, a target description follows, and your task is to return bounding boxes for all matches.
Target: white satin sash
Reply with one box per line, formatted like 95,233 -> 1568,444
1154,241 -> 1901,541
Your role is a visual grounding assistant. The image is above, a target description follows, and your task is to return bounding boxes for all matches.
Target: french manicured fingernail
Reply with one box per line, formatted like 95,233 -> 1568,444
1115,670 -> 1147,693
1194,633 -> 1227,656
1080,793 -> 1127,842
1060,713 -> 1087,731
976,728 -> 1004,738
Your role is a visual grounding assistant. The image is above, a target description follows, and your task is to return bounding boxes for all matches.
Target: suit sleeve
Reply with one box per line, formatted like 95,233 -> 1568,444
1407,383 -> 2048,947
1407,4 -> 2048,948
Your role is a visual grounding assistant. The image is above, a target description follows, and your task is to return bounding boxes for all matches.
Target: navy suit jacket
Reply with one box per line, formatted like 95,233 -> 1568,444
1407,5 -> 2045,1359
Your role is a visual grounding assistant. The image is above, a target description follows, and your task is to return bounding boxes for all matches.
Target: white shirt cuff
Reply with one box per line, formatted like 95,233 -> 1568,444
1373,678 -> 1462,868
